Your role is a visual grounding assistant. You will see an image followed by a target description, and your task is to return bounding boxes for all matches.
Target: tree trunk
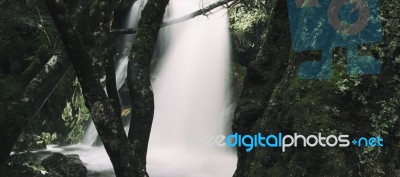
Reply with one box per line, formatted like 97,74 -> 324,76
127,0 -> 169,169
0,55 -> 71,166
232,1 -> 291,176
44,0 -> 145,176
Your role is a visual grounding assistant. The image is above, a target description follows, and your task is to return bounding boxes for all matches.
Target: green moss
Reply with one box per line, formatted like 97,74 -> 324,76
21,58 -> 40,82
232,61 -> 247,75
62,82 -> 91,144
229,4 -> 269,64
229,6 -> 268,53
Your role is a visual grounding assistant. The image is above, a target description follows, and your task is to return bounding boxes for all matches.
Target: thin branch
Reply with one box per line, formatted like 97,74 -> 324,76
102,0 -> 122,119
161,0 -> 234,27
110,28 -> 138,34
35,3 -> 51,46
110,0 -> 235,34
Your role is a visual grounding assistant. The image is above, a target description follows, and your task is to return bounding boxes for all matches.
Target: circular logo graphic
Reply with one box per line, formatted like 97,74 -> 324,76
327,0 -> 371,35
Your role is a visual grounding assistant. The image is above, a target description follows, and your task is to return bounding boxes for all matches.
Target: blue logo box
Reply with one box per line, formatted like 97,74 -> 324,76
287,0 -> 383,79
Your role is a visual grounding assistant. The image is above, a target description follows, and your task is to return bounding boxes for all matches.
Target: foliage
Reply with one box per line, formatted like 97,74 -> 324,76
40,132 -> 57,145
230,0 -> 400,176
61,82 -> 91,144
229,3 -> 268,56
0,78 -> 23,102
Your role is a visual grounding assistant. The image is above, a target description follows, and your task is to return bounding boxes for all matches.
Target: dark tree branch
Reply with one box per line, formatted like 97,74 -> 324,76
110,0 -> 235,34
105,55 -> 121,119
100,0 -> 122,119
110,28 -> 138,34
0,55 -> 71,165
44,0 -> 143,176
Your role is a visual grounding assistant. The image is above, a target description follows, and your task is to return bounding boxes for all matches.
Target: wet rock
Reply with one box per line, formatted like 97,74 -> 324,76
41,153 -> 87,177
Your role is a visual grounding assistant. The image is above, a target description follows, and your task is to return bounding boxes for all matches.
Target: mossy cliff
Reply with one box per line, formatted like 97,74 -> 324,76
229,0 -> 400,176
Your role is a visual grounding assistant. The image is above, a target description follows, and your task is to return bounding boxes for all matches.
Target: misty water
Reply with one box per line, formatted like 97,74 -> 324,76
32,0 -> 237,176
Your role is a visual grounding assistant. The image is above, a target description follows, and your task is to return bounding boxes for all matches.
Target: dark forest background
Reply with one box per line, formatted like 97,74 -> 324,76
0,0 -> 400,177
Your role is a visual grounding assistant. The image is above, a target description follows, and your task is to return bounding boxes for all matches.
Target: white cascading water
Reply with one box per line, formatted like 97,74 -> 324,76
114,0 -> 147,91
35,0 -> 237,176
147,0 -> 236,176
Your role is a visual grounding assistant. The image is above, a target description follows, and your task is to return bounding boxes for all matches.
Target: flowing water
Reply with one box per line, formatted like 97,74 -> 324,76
147,0 -> 236,176
35,0 -> 237,176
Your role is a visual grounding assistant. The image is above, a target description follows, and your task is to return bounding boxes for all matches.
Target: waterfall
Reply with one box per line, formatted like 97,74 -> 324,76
81,0 -> 147,145
115,0 -> 147,91
147,0 -> 236,176
81,120 -> 98,145
68,0 -> 237,176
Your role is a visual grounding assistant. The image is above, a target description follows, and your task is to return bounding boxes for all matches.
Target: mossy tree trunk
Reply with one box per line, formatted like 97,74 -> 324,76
45,0 -> 169,176
127,0 -> 169,167
44,1 -> 144,177
46,0 -> 139,177
232,1 -> 291,176
0,55 -> 71,166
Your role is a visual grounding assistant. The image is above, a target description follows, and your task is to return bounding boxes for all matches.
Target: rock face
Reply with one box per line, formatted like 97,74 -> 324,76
229,0 -> 400,176
41,153 -> 87,177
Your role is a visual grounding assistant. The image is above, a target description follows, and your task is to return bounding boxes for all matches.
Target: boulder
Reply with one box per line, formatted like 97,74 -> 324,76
6,164 -> 45,177
41,153 -> 87,177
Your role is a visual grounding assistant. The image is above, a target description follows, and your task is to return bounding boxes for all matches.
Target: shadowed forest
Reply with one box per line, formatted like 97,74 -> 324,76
0,0 -> 400,177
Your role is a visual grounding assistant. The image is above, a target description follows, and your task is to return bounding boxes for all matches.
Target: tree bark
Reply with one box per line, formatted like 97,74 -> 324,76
44,0 -> 145,176
0,55 -> 71,166
127,0 -> 169,168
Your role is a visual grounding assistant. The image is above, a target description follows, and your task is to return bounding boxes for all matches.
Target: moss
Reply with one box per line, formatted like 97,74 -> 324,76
21,58 -> 40,82
229,5 -> 268,54
229,3 -> 269,65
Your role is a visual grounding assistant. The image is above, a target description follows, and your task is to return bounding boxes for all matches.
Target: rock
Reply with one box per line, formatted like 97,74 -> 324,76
41,153 -> 87,177
13,133 -> 47,151
6,164 -> 45,177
